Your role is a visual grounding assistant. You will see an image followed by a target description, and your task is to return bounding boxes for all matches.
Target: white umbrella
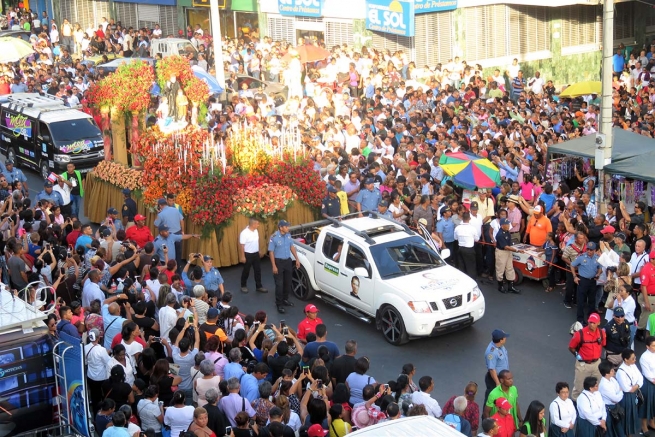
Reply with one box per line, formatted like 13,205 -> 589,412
0,37 -> 34,63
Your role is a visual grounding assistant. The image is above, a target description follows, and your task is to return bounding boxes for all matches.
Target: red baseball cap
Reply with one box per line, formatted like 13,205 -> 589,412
600,225 -> 616,234
134,214 -> 146,221
307,424 -> 327,437
305,304 -> 319,313
588,313 -> 601,324
495,397 -> 512,410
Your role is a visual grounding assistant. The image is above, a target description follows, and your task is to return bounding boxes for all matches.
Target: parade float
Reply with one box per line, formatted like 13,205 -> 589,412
84,56 -> 323,266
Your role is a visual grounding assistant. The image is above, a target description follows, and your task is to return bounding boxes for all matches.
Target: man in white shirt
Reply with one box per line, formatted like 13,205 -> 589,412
454,211 -> 480,277
82,270 -> 104,307
84,328 -> 111,412
239,217 -> 267,294
152,24 -> 162,37
54,176 -> 72,215
529,71 -> 544,95
411,376 -> 442,418
159,292 -> 182,341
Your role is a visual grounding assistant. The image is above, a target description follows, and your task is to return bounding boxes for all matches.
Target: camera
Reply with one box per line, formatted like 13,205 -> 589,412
193,253 -> 200,258
162,244 -> 167,250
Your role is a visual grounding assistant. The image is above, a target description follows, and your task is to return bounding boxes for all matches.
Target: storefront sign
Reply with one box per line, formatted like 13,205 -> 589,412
414,0 -> 457,13
365,0 -> 414,37
191,0 -> 227,8
114,0 -> 176,5
278,0 -> 322,17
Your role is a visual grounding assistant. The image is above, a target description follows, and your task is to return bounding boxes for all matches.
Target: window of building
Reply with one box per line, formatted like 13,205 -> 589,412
561,4 -> 601,55
371,32 -> 414,60
414,11 -> 453,69
325,20 -> 354,49
267,15 -> 295,45
464,5 -> 508,63
508,5 -> 550,59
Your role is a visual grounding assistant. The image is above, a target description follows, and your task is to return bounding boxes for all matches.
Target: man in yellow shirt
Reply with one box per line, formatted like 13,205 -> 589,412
335,180 -> 349,216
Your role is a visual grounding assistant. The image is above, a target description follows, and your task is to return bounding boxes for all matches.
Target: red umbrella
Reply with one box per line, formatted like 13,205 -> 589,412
282,45 -> 331,64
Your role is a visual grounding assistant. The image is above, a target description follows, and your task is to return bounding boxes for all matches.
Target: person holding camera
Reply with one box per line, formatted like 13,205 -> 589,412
173,317 -> 200,405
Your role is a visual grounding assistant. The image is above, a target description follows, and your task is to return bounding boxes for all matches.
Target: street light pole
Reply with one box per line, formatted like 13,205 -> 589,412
599,0 -> 614,160
210,0 -> 226,89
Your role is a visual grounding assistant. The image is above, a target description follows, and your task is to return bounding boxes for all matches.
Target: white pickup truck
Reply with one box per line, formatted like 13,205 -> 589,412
289,214 -> 486,345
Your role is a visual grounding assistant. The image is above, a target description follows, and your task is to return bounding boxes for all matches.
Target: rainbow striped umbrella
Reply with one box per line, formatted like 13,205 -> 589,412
439,151 -> 501,190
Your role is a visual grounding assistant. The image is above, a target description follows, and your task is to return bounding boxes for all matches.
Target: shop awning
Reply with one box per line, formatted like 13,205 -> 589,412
604,150 -> 655,184
548,127 -> 655,161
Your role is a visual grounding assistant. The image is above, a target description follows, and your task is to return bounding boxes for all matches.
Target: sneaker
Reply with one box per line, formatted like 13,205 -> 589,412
256,287 -> 268,293
564,302 -> 572,309
282,300 -> 295,307
277,306 -> 286,314
240,287 -> 249,293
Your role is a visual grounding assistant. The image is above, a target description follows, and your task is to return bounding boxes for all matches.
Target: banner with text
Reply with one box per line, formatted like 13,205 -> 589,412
414,0 -> 457,14
365,0 -> 415,37
278,0 -> 322,17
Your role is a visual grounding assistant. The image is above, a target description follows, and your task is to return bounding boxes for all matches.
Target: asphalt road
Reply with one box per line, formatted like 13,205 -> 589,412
17,163 -> 641,417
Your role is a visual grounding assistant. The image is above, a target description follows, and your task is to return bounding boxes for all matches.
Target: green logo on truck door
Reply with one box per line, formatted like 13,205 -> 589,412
324,263 -> 339,276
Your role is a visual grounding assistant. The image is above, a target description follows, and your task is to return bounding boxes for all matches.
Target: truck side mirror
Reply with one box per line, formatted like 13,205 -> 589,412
440,248 -> 451,260
354,267 -> 369,279
42,135 -> 50,142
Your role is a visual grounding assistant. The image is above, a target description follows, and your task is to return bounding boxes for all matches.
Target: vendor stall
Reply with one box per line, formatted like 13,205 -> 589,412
547,128 -> 655,161
511,243 -> 549,286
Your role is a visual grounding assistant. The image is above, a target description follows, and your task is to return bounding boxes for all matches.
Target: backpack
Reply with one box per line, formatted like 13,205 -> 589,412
444,413 -> 462,432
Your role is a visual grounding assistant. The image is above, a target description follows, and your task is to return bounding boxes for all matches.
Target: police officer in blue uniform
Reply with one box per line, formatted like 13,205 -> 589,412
35,181 -> 63,207
571,241 -> 602,325
122,188 -> 138,228
268,220 -> 300,314
355,177 -> 381,216
321,186 -> 341,218
3,160 -> 29,196
201,255 -> 225,297
377,200 -> 393,218
484,329 -> 510,404
154,198 -> 184,267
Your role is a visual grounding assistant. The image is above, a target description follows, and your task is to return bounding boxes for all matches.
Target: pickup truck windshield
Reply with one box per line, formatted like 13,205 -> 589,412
370,236 -> 446,278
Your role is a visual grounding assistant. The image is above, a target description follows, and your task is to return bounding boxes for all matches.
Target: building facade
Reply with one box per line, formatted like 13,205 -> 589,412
259,0 -> 655,85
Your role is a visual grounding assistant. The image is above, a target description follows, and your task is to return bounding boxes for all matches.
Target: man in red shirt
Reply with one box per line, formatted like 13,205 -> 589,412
491,397 -> 515,437
66,220 -> 82,247
126,214 -> 154,248
568,313 -> 605,400
297,304 -> 323,343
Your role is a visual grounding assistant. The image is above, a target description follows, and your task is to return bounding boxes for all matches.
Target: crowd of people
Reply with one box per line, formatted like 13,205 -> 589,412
4,6 -> 655,437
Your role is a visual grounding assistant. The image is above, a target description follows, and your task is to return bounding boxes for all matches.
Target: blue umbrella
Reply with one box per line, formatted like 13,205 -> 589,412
192,65 -> 224,95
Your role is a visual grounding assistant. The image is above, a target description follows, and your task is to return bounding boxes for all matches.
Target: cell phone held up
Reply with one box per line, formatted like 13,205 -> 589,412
302,366 -> 310,375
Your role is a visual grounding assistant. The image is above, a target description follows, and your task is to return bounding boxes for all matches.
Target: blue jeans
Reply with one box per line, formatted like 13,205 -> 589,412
70,194 -> 82,218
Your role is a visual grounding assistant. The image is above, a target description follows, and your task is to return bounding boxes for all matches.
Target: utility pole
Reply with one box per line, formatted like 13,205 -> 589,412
210,0 -> 226,89
597,0 -> 614,206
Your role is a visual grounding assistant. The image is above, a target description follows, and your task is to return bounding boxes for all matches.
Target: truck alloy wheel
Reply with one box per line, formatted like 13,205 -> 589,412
380,306 -> 409,345
291,266 -> 315,300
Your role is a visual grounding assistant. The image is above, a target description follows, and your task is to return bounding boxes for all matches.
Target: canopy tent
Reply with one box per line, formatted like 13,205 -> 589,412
547,128 -> 655,161
603,150 -> 655,184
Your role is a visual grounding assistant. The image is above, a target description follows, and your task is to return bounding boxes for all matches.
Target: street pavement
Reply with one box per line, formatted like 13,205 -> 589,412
18,163 -> 642,416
